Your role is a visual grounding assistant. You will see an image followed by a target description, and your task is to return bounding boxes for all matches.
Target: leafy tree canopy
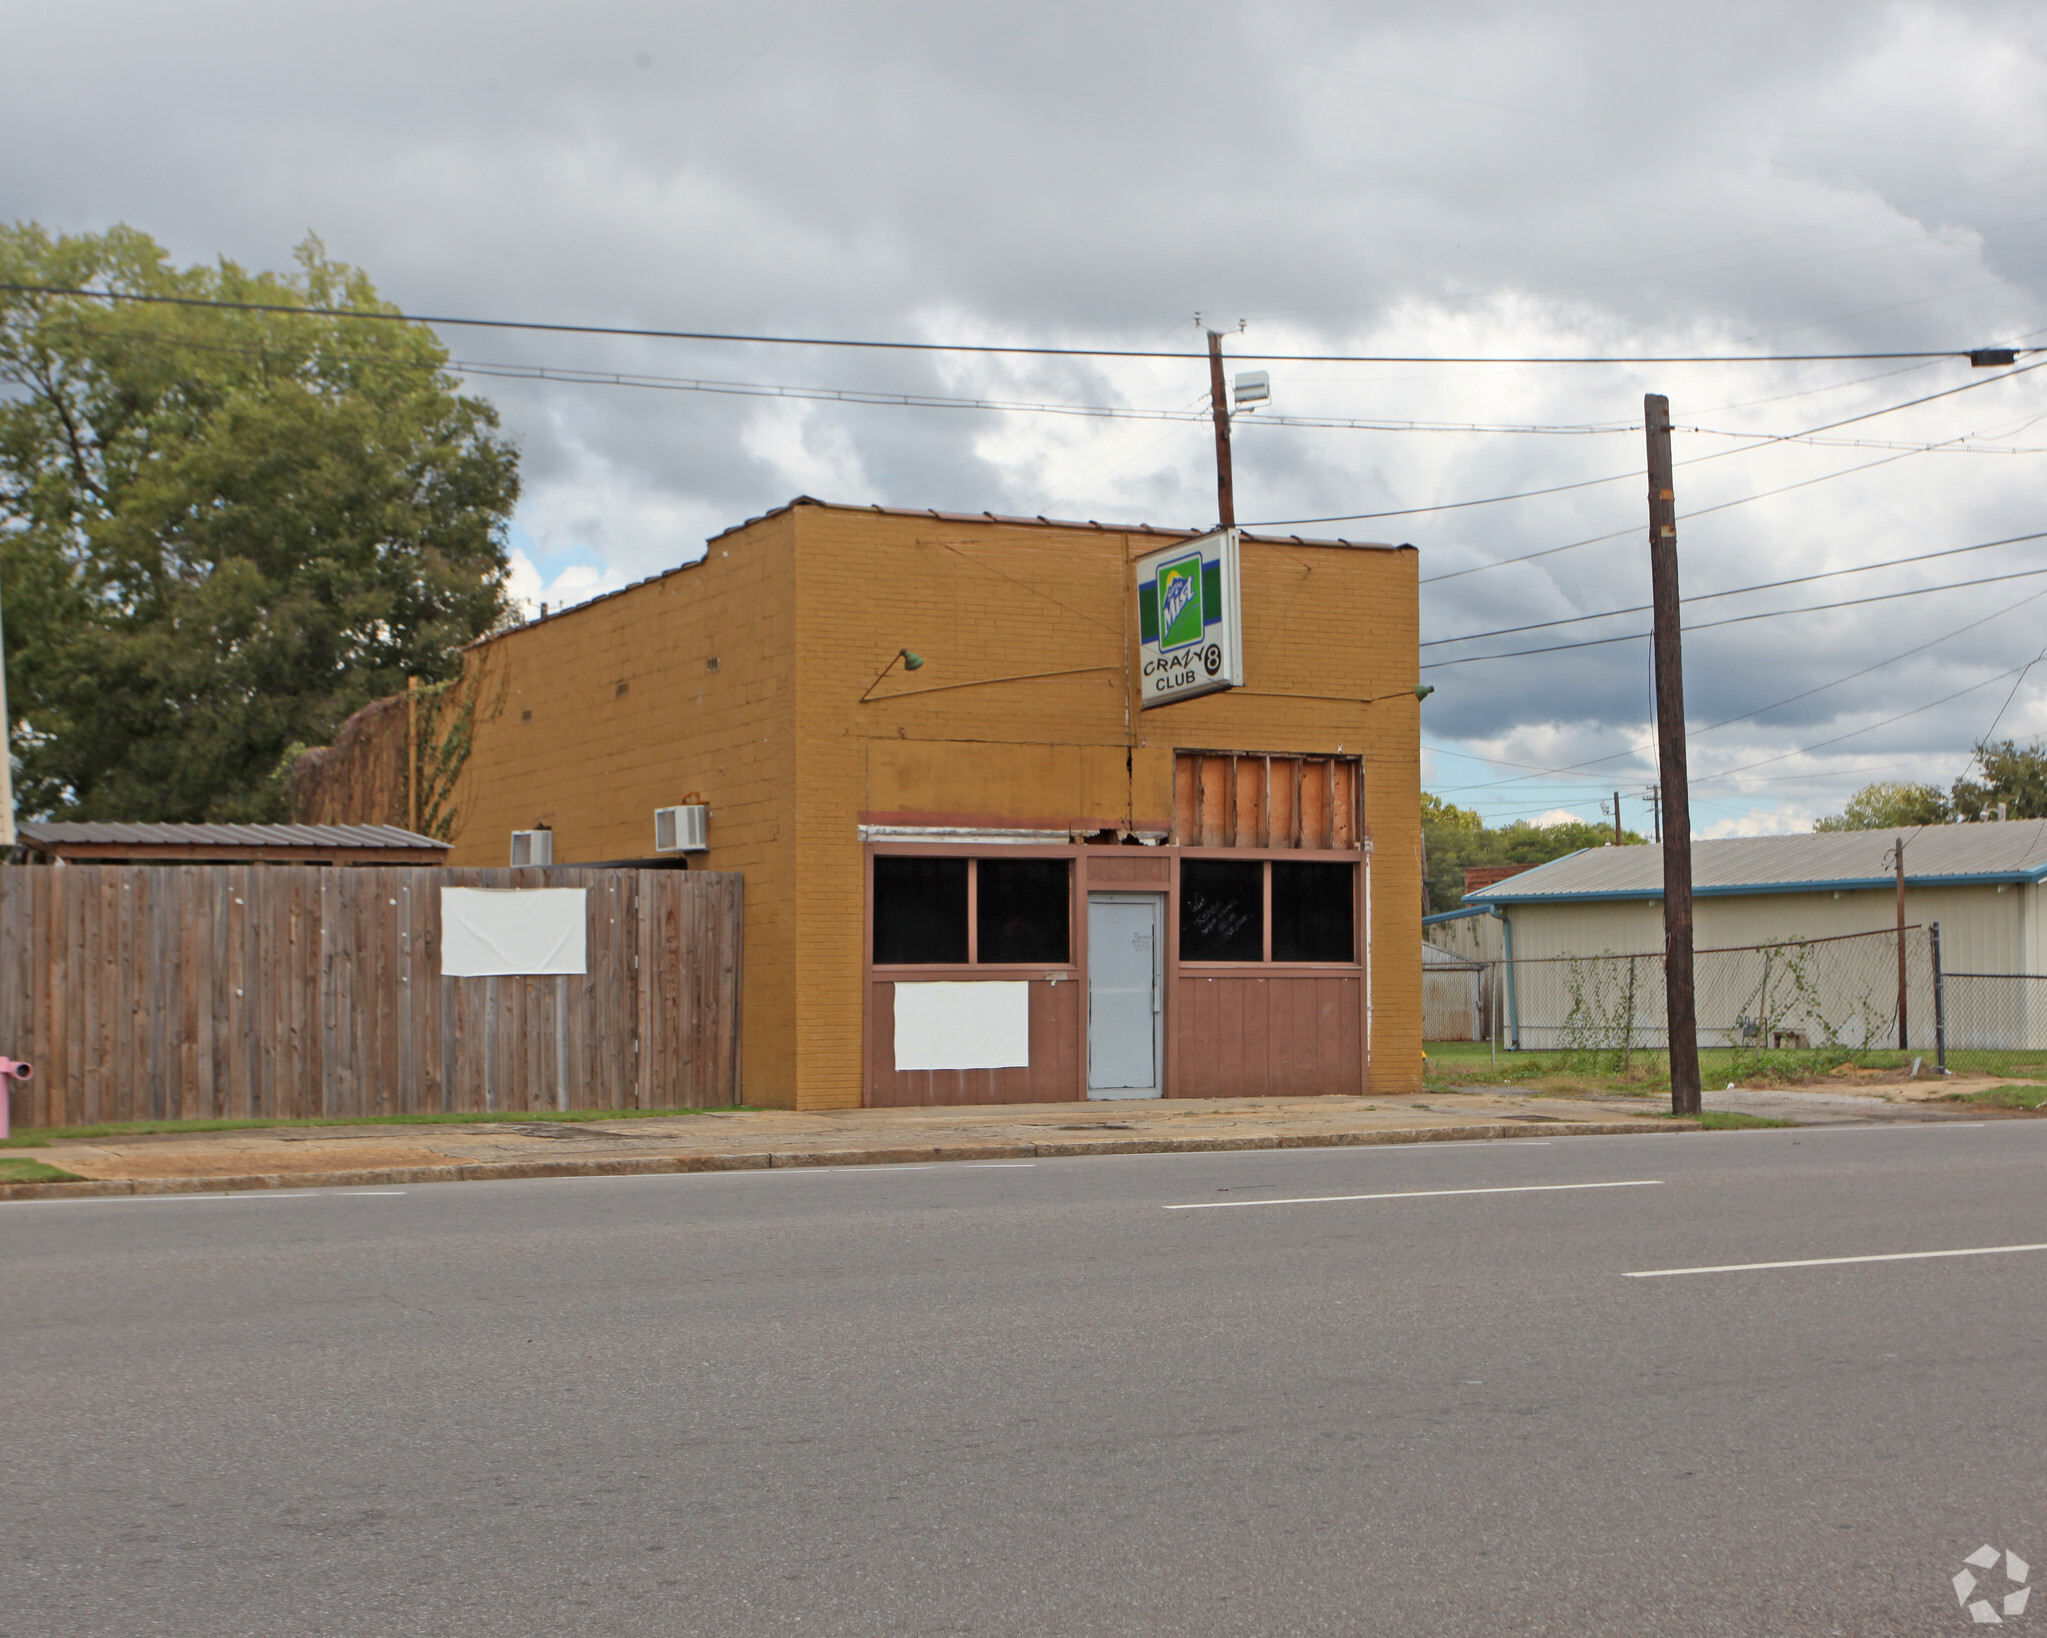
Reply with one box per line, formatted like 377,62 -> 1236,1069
1422,792 -> 1645,913
1814,741 -> 2047,830
1812,779 -> 1950,832
0,223 -> 518,821
1951,739 -> 2047,822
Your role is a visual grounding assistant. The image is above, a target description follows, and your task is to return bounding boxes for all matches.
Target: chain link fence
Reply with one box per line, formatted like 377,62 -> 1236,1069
1471,925 -> 2047,1075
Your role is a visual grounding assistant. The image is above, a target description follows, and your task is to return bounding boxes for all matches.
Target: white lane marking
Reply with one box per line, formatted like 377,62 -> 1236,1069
1626,1242 -> 2047,1278
1166,1179 -> 1664,1210
341,1190 -> 408,1196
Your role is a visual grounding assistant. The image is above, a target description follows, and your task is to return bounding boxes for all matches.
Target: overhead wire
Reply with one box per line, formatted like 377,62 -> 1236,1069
1252,356 -> 2047,531
1420,563 -> 2047,670
3,283 -> 2030,366
1425,582 -> 2047,796
1420,528 -> 2047,649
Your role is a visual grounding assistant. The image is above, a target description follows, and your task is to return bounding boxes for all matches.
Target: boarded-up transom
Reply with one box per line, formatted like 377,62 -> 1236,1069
1171,752 -> 1362,849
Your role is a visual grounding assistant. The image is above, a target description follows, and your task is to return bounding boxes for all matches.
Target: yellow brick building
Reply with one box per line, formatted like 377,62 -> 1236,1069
439,498 -> 1422,1109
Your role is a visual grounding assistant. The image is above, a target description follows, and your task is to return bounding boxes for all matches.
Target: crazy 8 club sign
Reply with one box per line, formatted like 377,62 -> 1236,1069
1136,529 -> 1244,708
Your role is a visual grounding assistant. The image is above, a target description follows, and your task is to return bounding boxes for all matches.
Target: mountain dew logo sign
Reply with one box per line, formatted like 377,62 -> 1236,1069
1158,553 -> 1205,649
1137,528 -> 1243,708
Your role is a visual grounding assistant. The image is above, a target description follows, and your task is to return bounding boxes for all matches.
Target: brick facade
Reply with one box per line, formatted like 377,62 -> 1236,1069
440,499 -> 1422,1108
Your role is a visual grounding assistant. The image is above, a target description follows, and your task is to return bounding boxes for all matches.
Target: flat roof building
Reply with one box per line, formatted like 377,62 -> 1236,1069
303,498 -> 1424,1109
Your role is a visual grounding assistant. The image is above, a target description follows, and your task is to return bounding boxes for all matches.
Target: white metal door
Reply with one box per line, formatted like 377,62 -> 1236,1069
1088,895 -> 1163,1099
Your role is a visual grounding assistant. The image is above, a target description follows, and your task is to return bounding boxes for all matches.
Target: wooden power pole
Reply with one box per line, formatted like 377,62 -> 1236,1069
1645,395 -> 1700,1116
1207,330 -> 1235,528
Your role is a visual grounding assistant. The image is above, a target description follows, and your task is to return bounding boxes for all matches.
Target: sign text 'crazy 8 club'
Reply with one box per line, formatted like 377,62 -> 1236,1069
1135,528 -> 1244,708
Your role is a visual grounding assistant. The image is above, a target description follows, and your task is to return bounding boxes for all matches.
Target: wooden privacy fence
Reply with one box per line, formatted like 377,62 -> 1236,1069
0,865 -> 743,1128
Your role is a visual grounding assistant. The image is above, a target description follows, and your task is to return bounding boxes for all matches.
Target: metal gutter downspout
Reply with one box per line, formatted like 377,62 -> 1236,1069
1491,903 -> 1521,1051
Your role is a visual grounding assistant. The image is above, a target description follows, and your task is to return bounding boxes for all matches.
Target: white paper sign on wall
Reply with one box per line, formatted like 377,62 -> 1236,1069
440,887 -> 589,976
892,981 -> 1030,1072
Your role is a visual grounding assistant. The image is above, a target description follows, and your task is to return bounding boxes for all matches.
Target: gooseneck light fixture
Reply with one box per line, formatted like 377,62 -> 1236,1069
859,647 -> 926,702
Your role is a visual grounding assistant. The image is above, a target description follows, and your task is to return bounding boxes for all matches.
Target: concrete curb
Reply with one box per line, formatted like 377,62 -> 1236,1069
0,1119 -> 1696,1202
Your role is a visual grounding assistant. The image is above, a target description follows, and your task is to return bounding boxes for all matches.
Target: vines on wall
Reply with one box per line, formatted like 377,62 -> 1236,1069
289,654 -> 505,841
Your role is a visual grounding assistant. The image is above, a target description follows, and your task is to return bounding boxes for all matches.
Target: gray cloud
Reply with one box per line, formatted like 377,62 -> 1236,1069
5,0 -> 2045,832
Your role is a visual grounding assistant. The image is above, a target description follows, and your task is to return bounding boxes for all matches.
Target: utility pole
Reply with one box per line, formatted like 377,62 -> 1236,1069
1206,329 -> 1235,528
1645,394 -> 1700,1117
1645,785 -> 1661,844
1613,790 -> 1623,846
1891,835 -> 1909,1051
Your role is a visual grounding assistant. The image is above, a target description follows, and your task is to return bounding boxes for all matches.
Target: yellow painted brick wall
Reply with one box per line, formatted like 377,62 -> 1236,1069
443,512 -> 802,1105
441,500 -> 1422,1109
789,505 -> 1423,1107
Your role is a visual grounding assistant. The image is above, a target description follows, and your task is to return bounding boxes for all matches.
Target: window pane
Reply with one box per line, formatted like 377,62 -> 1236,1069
977,858 -> 1070,964
1179,859 -> 1263,962
1272,861 -> 1355,962
873,856 -> 968,965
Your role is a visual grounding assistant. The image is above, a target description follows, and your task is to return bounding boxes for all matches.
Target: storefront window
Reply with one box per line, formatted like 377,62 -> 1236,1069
1179,859 -> 1357,962
873,856 -> 968,965
977,858 -> 1071,964
872,855 -> 1071,965
1271,861 -> 1355,962
1179,859 -> 1263,962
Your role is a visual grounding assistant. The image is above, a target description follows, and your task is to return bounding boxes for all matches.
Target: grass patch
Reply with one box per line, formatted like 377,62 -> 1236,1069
1424,1041 -> 1987,1095
0,1156 -> 83,1183
1944,1083 -> 2047,1112
2,1105 -> 746,1148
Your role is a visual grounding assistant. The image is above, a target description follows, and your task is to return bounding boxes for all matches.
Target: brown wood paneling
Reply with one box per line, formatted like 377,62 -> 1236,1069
1171,752 -> 1363,849
1086,855 -> 1170,885
0,864 -> 743,1129
1170,973 -> 1361,1098
864,976 -> 1081,1106
1234,758 -> 1264,850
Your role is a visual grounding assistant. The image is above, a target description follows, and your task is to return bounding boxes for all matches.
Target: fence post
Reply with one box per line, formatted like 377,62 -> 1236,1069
1500,912 -> 1521,1051
1488,961 -> 1498,1069
1930,920 -> 1947,1076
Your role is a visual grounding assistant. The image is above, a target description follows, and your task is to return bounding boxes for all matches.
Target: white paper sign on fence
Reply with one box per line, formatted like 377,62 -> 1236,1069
892,981 -> 1030,1072
440,887 -> 588,976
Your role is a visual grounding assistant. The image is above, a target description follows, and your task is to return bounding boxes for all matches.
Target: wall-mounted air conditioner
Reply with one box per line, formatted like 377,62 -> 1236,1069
510,829 -> 553,866
654,805 -> 709,853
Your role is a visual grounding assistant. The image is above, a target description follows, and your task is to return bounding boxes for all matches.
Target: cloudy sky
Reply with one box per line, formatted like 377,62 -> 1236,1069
8,0 -> 2046,836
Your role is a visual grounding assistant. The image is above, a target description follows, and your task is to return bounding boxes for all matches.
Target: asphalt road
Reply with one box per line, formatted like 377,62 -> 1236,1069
5,1121 -> 2045,1637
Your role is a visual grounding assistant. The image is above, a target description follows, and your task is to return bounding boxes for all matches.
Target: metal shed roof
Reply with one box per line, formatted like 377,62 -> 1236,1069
1470,820 -> 2047,905
19,821 -> 445,851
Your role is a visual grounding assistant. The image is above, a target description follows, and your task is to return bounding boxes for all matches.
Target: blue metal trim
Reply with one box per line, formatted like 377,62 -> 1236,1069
1476,867 -> 2047,906
1422,906 -> 1493,925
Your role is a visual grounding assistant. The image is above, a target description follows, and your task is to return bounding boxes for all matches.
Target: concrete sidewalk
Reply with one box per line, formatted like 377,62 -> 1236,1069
6,1091 -> 1694,1199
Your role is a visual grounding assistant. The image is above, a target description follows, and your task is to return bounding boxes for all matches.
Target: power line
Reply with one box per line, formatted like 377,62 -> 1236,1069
4,282 -> 2032,366
1419,562 -> 2047,670
1258,357 -> 2047,533
456,359 -> 1650,434
1418,428 -> 2033,586
1426,584 -> 2047,797
1421,528 -> 2047,648
1690,661 -> 2041,786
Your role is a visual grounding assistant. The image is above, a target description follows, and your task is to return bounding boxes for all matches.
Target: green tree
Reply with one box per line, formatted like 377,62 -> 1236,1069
1813,779 -> 1951,831
1422,792 -> 1643,912
1951,739 -> 2047,822
0,223 -> 518,821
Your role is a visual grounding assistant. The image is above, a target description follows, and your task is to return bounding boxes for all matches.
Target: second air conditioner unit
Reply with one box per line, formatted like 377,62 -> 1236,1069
510,829 -> 554,866
654,804 -> 709,853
